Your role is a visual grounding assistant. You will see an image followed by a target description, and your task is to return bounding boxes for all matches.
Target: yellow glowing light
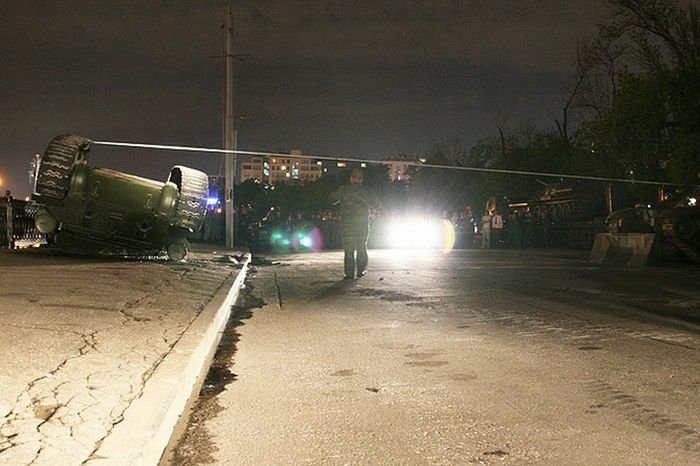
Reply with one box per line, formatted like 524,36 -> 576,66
440,219 -> 456,254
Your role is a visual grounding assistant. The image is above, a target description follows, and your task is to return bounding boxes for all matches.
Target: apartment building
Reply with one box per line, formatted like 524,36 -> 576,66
239,152 -> 422,185
239,150 -> 323,185
382,155 -> 422,182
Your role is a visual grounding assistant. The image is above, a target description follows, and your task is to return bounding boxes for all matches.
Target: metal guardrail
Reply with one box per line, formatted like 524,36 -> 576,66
0,199 -> 48,249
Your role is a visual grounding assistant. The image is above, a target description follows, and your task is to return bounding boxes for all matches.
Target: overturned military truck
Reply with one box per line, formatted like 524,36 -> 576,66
32,134 -> 208,260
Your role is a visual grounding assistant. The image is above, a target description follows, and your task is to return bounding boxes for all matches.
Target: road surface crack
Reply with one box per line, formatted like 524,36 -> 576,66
274,272 -> 283,310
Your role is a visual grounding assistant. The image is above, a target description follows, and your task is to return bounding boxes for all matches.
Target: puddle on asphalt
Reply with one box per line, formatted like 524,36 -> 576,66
250,254 -> 282,266
165,282 -> 265,465
198,294 -> 263,398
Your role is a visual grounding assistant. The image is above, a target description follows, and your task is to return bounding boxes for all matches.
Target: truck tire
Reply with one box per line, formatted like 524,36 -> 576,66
166,239 -> 189,261
34,208 -> 58,234
168,166 -> 208,231
34,134 -> 91,200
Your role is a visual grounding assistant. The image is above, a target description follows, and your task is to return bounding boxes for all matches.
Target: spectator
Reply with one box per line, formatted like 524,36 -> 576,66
329,169 -> 381,279
492,210 -> 504,248
480,211 -> 492,249
508,211 -> 523,248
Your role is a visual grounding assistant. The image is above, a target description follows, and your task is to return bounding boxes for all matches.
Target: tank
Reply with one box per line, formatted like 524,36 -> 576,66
526,183 -> 592,222
31,134 -> 209,260
507,181 -> 607,249
605,191 -> 700,263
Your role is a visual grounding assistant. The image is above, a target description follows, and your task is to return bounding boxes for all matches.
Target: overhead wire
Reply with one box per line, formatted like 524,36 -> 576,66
91,140 -> 699,188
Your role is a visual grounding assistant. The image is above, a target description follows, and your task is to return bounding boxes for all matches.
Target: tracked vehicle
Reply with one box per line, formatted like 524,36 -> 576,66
604,191 -> 700,264
507,182 -> 607,249
31,134 -> 208,260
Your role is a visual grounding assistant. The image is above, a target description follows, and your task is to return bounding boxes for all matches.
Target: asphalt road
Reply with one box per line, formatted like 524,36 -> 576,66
167,248 -> 700,465
0,246 -> 248,465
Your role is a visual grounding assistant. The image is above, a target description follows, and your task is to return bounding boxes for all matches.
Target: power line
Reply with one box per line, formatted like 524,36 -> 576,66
91,140 -> 699,188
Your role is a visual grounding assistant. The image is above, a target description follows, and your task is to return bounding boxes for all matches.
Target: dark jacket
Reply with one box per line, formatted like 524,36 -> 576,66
330,184 -> 381,220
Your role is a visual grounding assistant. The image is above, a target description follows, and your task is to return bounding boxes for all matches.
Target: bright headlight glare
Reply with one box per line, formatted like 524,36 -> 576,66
386,216 -> 455,252
299,235 -> 312,248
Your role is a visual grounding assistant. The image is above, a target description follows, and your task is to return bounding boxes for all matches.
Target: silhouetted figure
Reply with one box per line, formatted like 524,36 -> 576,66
330,169 -> 380,279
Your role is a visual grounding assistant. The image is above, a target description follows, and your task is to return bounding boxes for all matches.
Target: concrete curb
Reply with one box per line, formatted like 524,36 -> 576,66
86,253 -> 251,465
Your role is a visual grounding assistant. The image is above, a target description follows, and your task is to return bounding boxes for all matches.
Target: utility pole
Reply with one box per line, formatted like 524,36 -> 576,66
223,1 -> 236,249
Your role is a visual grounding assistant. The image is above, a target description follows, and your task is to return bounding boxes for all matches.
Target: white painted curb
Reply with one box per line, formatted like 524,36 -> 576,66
87,254 -> 251,465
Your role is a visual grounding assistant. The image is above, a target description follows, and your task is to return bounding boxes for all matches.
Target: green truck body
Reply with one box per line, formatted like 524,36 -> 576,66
32,134 -> 208,260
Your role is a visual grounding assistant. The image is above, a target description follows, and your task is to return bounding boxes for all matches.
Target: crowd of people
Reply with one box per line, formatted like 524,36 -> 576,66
477,208 -> 553,249
196,201 -> 556,251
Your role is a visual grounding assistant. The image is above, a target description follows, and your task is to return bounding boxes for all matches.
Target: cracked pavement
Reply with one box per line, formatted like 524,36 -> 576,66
0,248 -> 243,465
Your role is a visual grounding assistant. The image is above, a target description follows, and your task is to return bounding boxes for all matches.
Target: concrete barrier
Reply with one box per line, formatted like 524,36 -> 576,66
590,233 -> 656,267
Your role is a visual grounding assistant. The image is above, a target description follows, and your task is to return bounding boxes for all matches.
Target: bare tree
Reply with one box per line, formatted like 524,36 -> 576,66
604,0 -> 700,71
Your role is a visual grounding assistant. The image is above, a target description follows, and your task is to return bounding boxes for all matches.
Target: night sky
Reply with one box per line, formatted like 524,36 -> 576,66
1,0 -> 612,197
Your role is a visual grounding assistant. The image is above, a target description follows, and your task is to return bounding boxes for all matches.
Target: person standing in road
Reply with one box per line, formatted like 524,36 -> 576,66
492,210 -> 504,248
330,169 -> 381,279
481,211 -> 492,249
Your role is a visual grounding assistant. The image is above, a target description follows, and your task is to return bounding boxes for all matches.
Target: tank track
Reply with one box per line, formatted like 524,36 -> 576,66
660,208 -> 700,264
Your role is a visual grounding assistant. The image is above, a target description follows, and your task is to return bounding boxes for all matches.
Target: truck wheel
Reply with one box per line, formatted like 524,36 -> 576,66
168,166 -> 209,231
34,208 -> 58,234
34,135 -> 92,200
167,239 -> 189,261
